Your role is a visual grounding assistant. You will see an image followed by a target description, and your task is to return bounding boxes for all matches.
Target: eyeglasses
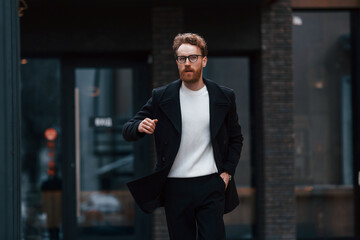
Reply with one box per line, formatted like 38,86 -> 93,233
176,55 -> 202,64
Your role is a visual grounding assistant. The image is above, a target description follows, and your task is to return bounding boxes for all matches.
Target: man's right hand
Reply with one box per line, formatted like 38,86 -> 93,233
138,118 -> 158,134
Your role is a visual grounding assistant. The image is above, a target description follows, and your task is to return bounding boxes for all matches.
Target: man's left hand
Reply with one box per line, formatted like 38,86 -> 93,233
220,172 -> 231,189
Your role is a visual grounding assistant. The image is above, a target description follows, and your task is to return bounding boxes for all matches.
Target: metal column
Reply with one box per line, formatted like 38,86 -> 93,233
0,0 -> 21,239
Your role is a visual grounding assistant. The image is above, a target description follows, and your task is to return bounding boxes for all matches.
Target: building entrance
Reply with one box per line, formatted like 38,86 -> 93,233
61,57 -> 151,240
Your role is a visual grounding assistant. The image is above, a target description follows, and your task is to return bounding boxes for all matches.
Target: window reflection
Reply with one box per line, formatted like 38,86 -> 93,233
75,68 -> 135,237
205,57 -> 254,239
293,12 -> 354,238
21,58 -> 63,240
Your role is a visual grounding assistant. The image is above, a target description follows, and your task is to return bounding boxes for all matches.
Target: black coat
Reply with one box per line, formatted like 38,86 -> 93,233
122,78 -> 243,214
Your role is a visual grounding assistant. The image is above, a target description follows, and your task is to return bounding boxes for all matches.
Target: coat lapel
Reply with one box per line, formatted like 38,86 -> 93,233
204,78 -> 231,140
159,79 -> 182,133
158,78 -> 231,139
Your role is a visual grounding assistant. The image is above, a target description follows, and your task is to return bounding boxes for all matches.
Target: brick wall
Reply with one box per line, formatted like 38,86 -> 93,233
151,6 -> 184,240
152,6 -> 183,88
258,0 -> 296,239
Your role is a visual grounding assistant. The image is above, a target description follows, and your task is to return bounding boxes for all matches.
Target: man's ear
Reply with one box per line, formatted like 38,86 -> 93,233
202,56 -> 208,68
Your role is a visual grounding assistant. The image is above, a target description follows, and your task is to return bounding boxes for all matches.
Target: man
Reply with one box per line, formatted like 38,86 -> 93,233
122,33 -> 243,240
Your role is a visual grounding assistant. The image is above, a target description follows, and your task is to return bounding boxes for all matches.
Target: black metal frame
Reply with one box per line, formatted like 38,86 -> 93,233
0,0 -> 21,239
351,10 -> 360,239
61,54 -> 151,240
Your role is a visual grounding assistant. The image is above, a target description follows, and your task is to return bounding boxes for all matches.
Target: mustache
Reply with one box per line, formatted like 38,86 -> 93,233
184,67 -> 194,72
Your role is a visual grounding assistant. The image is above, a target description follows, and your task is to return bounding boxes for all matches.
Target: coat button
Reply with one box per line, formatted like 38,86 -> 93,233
164,141 -> 168,145
162,157 -> 166,162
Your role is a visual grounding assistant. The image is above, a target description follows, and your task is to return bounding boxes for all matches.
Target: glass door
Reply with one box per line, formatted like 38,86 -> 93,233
62,59 -> 151,240
75,68 -> 135,239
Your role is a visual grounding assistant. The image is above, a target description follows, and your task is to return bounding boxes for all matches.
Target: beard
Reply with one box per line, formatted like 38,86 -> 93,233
180,66 -> 202,84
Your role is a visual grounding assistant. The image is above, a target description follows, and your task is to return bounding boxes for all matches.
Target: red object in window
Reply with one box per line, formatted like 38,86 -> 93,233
44,128 -> 57,141
48,161 -> 55,168
46,141 -> 55,148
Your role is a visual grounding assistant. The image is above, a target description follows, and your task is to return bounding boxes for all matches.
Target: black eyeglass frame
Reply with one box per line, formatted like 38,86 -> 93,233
175,55 -> 203,63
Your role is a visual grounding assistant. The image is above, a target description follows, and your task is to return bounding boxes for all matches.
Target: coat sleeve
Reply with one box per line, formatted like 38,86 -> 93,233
122,93 -> 154,142
222,91 -> 243,176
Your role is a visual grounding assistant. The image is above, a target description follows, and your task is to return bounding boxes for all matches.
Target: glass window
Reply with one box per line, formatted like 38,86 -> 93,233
75,68 -> 136,237
293,12 -> 354,238
21,58 -> 63,240
205,57 -> 254,239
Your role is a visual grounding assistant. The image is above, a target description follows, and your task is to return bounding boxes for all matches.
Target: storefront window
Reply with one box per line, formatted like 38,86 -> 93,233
21,58 -> 63,240
75,68 -> 135,237
205,57 -> 254,239
293,12 -> 354,238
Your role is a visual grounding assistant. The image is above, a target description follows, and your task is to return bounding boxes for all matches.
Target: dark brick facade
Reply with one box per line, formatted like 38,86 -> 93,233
151,6 -> 184,240
258,0 -> 296,239
152,6 -> 183,88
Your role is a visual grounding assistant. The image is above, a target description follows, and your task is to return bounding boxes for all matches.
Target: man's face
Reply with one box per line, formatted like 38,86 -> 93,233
176,43 -> 207,84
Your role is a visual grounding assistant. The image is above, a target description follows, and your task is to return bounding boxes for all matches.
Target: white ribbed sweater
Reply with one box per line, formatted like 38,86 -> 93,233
168,82 -> 218,178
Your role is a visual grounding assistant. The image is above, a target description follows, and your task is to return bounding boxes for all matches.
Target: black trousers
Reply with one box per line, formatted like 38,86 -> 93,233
164,173 -> 226,240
